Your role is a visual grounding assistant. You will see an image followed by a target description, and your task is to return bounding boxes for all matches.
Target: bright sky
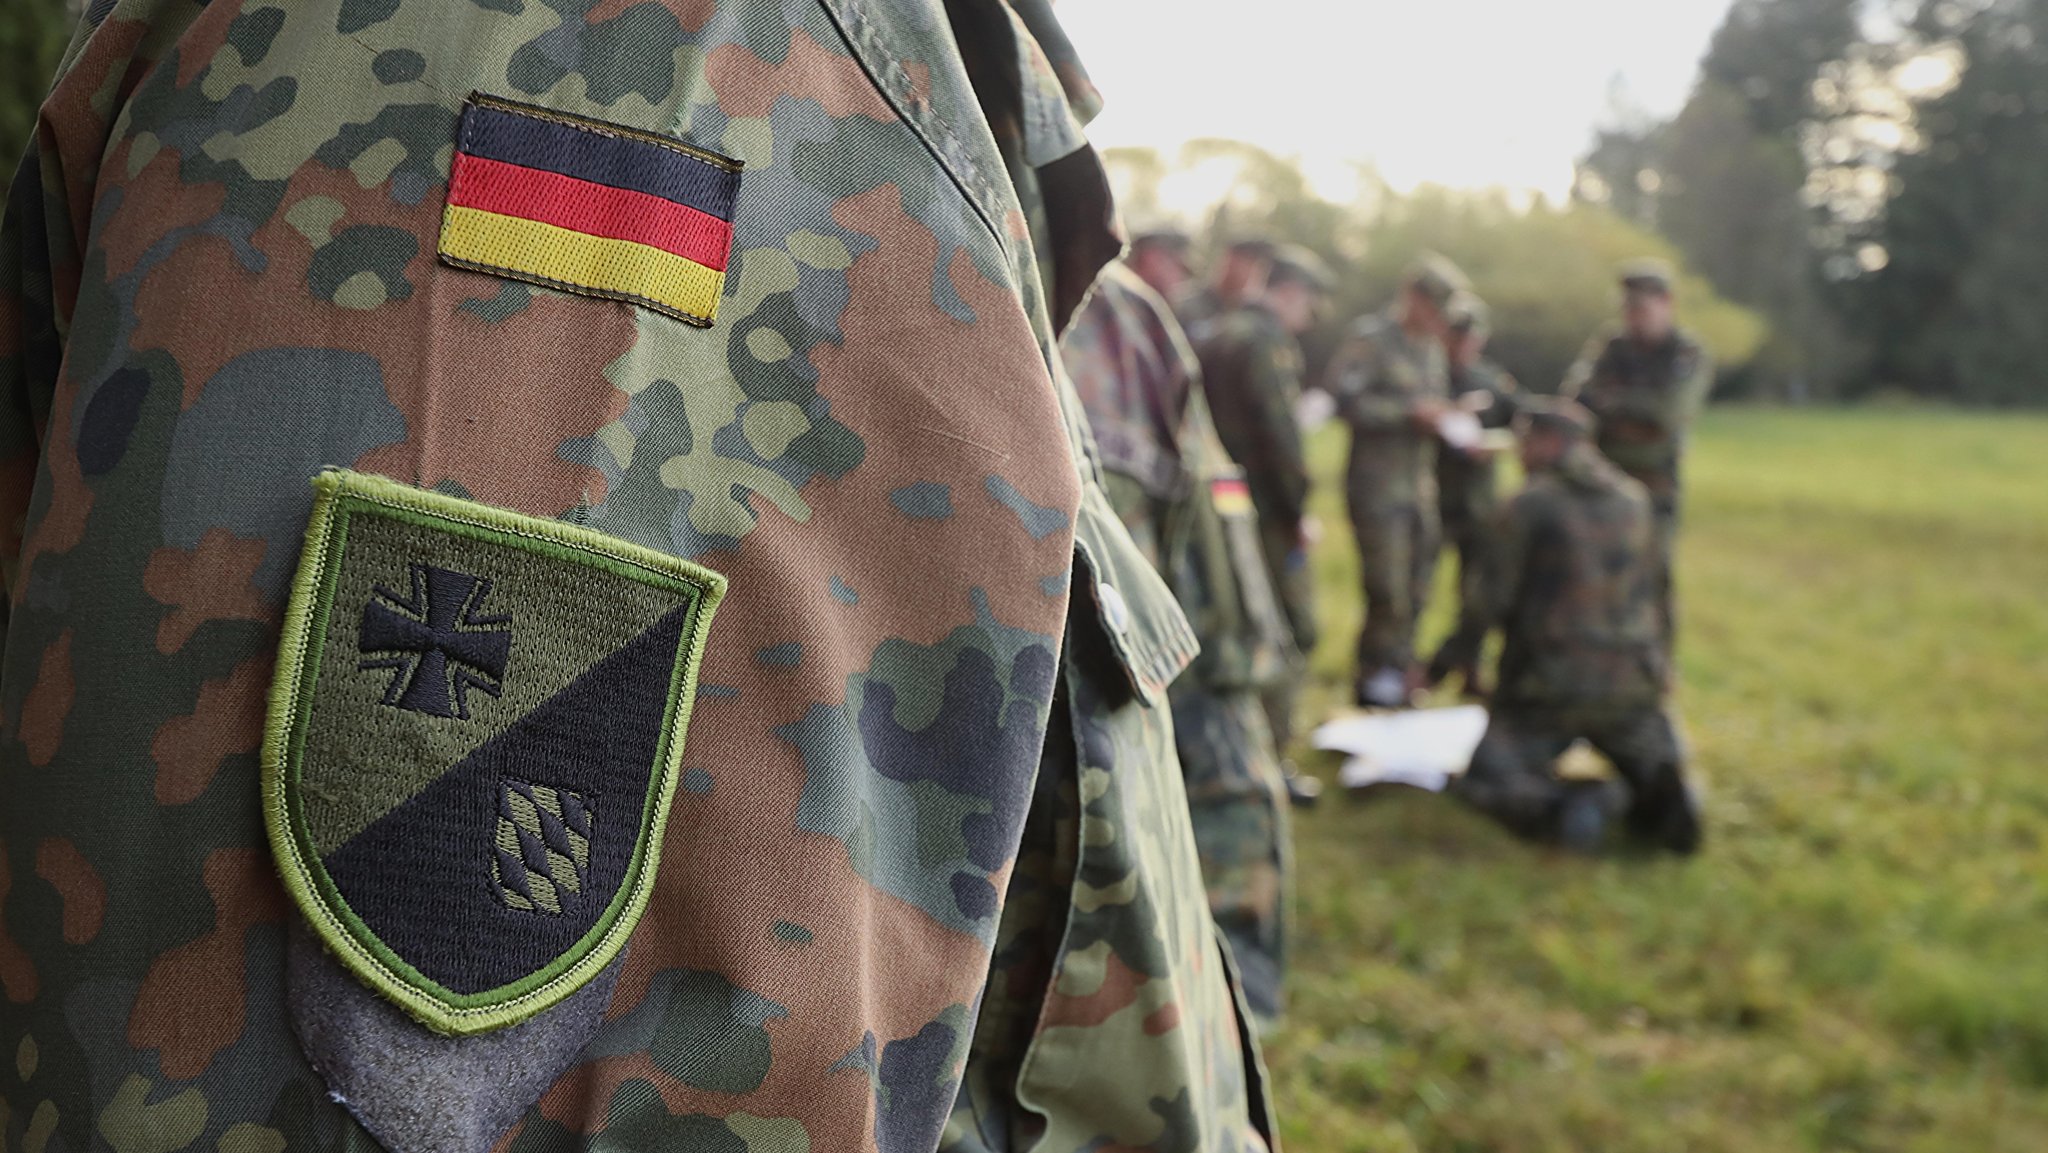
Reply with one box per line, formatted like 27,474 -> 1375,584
1059,0 -> 1737,202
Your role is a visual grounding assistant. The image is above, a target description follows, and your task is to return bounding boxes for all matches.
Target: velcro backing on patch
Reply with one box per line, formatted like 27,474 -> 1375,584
438,92 -> 742,327
262,470 -> 726,1035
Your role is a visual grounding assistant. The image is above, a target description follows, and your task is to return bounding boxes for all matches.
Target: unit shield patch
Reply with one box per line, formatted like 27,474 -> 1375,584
262,471 -> 725,1035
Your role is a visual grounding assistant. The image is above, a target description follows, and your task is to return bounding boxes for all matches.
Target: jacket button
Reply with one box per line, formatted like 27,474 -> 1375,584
1098,581 -> 1131,637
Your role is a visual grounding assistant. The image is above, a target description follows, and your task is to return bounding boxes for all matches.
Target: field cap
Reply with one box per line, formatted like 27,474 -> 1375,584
1619,258 -> 1677,296
1130,225 -> 1192,255
1516,395 -> 1594,440
1446,290 -> 1491,336
1405,251 -> 1471,307
1268,244 -> 1334,293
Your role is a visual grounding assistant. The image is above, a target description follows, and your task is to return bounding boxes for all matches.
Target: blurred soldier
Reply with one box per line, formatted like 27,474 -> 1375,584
1324,253 -> 1469,708
0,0 -> 1275,1149
1426,292 -> 1519,696
1178,236 -> 1277,342
1063,259 -> 1296,1023
1562,259 -> 1714,651
1126,225 -> 1197,302
1192,246 -> 1332,761
1436,399 -> 1702,855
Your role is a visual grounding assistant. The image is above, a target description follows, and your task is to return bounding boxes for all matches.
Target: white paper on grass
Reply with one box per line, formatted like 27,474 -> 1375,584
1312,706 -> 1490,792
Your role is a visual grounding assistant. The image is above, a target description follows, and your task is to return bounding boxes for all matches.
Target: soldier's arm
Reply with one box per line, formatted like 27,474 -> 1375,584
1434,494 -> 1531,670
1153,301 -> 1210,572
1248,332 -> 1309,528
1673,346 -> 1715,432
1468,367 -> 1520,428
0,3 -> 1164,1147
1479,496 -> 1533,636
1558,334 -> 1609,400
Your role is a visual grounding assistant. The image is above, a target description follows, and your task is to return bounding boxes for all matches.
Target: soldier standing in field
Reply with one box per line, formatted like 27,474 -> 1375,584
1324,254 -> 1469,709
1192,246 -> 1332,766
1437,399 -> 1703,855
1563,259 -> 1714,653
1063,255 -> 1298,1024
1426,292 -> 1519,697
1178,236 -> 1277,343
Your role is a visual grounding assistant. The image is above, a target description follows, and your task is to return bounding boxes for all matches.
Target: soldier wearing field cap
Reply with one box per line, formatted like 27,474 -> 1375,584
1323,252 -> 1468,708
1179,236 -> 1278,343
1438,397 -> 1703,854
1426,292 -> 1519,696
1562,258 -> 1714,652
1193,244 -> 1331,764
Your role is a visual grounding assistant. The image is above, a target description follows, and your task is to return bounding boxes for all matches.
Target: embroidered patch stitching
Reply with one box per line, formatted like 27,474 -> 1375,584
494,778 -> 594,915
358,563 -> 512,720
436,92 -> 743,328
261,470 -> 727,1036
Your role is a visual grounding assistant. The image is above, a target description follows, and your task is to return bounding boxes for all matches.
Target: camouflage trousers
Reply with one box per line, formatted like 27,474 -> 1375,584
1652,500 -> 1679,654
1427,509 -> 1492,678
1256,518 -> 1316,750
1452,703 -> 1701,851
1347,499 -> 1439,676
1170,684 -> 1291,1024
1627,469 -> 1682,655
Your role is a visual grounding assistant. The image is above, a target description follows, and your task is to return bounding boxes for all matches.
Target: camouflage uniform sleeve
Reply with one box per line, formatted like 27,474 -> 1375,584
1558,334 -> 1606,399
0,1 -> 1230,1149
1168,389 -> 1293,690
1674,343 -> 1715,431
1326,326 -> 1411,430
1482,368 -> 1522,428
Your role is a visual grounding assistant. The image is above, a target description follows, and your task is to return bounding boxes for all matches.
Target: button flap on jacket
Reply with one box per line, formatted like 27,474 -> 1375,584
1070,483 -> 1200,707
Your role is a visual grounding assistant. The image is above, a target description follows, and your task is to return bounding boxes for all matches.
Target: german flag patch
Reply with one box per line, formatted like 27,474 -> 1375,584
1211,475 -> 1255,517
439,93 -> 742,327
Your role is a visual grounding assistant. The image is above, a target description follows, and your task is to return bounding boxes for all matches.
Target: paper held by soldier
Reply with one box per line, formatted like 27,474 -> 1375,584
1314,706 -> 1489,792
1436,410 -> 1486,451
1296,387 -> 1337,433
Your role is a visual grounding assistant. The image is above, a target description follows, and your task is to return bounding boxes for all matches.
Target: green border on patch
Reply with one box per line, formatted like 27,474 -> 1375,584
260,469 -> 727,1036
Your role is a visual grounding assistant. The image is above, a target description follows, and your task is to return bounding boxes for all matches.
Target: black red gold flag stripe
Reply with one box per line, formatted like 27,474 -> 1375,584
439,93 -> 742,326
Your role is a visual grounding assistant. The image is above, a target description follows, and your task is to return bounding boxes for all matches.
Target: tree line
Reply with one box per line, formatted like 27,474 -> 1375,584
1583,0 -> 2048,405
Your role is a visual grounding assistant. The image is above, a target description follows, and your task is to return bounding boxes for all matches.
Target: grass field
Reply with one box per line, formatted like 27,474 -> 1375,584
1267,408 -> 2048,1152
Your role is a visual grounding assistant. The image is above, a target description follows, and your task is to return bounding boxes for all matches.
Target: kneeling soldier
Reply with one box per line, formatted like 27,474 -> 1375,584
1437,399 -> 1703,854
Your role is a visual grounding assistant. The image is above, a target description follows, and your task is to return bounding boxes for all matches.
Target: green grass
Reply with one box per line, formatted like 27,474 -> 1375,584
1269,408 -> 2048,1152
